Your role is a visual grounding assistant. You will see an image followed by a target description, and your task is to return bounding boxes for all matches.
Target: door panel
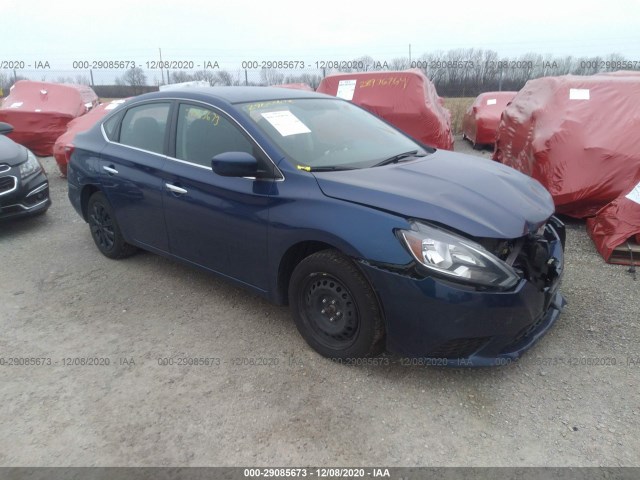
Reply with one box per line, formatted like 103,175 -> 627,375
99,102 -> 171,252
162,161 -> 274,289
162,103 -> 275,290
100,145 -> 168,251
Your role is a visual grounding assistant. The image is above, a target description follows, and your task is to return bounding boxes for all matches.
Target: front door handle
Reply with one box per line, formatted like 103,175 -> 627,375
166,183 -> 188,195
103,165 -> 118,175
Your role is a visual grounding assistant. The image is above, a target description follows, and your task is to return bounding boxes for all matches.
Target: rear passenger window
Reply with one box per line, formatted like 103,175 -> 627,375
175,104 -> 254,167
119,103 -> 171,154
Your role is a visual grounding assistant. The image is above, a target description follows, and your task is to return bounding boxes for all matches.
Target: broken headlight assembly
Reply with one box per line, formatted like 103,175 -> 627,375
399,221 -> 520,290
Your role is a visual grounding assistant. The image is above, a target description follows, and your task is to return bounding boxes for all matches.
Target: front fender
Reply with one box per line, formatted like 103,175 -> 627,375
266,171 -> 414,302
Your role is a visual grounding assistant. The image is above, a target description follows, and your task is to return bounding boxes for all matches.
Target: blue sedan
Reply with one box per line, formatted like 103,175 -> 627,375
67,87 -> 565,366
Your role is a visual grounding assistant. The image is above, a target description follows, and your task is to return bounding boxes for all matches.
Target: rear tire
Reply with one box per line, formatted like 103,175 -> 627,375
87,191 -> 137,259
289,250 -> 385,359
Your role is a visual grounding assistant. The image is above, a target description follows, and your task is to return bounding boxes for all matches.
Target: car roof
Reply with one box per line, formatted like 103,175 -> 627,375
129,86 -> 332,105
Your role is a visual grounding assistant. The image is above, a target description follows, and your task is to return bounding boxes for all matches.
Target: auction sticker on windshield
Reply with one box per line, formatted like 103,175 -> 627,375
261,110 -> 311,136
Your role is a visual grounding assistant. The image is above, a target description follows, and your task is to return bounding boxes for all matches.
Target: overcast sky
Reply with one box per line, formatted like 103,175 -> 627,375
2,0 -> 639,68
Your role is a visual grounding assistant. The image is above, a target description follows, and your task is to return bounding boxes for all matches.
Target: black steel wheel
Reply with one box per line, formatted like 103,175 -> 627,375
289,250 -> 384,359
87,191 -> 136,259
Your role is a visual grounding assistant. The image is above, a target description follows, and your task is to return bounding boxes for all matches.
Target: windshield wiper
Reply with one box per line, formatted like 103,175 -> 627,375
297,165 -> 354,172
373,150 -> 426,167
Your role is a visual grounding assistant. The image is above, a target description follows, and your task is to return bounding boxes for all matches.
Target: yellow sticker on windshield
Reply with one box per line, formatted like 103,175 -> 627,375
245,100 -> 294,112
296,165 -> 311,171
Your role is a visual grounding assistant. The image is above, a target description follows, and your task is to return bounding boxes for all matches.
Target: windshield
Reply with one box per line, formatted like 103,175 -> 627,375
239,98 -> 430,170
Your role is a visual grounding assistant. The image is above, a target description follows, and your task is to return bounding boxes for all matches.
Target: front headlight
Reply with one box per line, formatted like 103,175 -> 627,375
19,150 -> 43,179
399,222 -> 520,290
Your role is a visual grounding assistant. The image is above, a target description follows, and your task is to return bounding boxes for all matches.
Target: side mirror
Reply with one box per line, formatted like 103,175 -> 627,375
0,122 -> 14,135
211,152 -> 259,177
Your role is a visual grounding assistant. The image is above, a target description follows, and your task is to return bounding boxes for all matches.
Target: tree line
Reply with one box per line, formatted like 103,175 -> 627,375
153,49 -> 640,96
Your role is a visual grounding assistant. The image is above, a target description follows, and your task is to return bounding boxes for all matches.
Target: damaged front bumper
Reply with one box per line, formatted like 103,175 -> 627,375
359,217 -> 566,366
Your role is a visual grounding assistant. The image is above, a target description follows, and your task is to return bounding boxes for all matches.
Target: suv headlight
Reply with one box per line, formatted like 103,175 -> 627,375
19,150 -> 43,179
399,221 -> 520,290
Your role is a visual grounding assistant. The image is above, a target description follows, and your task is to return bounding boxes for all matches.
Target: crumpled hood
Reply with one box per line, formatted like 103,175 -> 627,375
313,149 -> 554,238
0,135 -> 26,166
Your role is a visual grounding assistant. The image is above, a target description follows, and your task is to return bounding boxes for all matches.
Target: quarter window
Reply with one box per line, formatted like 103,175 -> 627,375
119,103 -> 171,154
103,110 -> 124,141
175,104 -> 254,167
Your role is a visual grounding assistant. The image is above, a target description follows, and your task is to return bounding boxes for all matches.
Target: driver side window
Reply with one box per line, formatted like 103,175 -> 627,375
175,104 -> 258,168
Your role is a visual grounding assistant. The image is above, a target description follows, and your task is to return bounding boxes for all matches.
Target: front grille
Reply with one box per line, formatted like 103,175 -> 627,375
0,176 -> 16,194
427,337 -> 491,359
0,164 -> 10,174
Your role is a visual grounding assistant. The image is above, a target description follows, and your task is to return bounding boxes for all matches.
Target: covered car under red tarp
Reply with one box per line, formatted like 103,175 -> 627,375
0,80 -> 99,156
586,178 -> 640,265
317,69 -> 453,150
53,99 -> 129,177
275,83 -> 314,91
462,91 -> 517,147
493,73 -> 640,218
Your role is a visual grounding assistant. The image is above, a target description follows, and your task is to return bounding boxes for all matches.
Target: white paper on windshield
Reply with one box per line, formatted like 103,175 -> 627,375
486,98 -> 497,105
336,79 -> 356,100
9,102 -> 23,108
625,182 -> 640,205
569,88 -> 590,100
35,109 -> 41,112
261,110 -> 311,137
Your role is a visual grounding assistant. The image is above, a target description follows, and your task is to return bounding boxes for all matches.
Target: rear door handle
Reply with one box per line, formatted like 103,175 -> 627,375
165,183 -> 188,195
103,165 -> 118,175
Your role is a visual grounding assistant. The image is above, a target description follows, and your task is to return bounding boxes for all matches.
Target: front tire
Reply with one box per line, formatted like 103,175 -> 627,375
87,191 -> 136,259
289,250 -> 385,359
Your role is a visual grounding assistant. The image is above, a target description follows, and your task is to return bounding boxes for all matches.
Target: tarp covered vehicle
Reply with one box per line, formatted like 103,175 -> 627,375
493,73 -> 640,218
317,70 -> 453,150
462,91 -> 516,148
53,99 -> 128,177
0,80 -> 98,156
586,177 -> 640,266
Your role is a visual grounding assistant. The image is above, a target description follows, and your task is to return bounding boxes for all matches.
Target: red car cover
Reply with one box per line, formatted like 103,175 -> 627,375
0,80 -> 99,156
53,99 -> 128,177
462,91 -> 517,146
275,83 -> 314,91
317,69 -> 453,150
586,177 -> 640,265
493,74 -> 640,218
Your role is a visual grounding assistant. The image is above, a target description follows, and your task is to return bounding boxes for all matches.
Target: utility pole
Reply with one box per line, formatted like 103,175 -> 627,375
409,44 -> 412,65
159,48 -> 165,85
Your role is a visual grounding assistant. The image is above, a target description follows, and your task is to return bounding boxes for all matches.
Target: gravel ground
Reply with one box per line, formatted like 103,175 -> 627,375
0,136 -> 638,467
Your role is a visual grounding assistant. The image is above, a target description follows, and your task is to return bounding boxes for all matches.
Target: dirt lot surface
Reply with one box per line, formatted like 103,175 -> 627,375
1,137 -> 638,467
